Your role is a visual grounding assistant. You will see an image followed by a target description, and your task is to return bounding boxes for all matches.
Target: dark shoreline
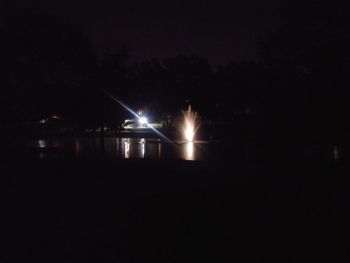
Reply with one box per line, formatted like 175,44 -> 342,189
1,156 -> 348,262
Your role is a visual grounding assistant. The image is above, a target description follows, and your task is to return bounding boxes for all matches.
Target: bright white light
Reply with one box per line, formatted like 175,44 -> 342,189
38,140 -> 46,148
184,124 -> 194,142
139,117 -> 148,124
185,142 -> 194,160
140,138 -> 145,158
124,139 -> 130,159
103,91 -> 173,143
184,116 -> 196,142
182,105 -> 198,142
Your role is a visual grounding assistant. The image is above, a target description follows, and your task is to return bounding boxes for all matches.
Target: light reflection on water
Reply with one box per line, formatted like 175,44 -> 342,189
120,138 -> 147,159
27,138 -> 345,162
38,139 -> 46,148
122,138 -> 130,159
30,137 -> 201,160
184,142 -> 194,161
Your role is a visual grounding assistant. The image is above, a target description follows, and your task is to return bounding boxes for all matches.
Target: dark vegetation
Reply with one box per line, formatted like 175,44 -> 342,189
0,0 -> 348,146
1,0 -> 350,262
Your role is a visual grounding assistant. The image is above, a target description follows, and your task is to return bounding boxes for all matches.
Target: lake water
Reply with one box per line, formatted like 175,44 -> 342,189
28,137 -> 217,161
25,136 -> 345,163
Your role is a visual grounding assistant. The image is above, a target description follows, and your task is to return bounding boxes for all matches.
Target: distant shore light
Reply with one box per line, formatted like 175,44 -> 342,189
139,117 -> 148,124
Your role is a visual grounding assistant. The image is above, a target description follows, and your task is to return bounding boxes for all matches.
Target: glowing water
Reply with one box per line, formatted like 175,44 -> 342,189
185,142 -> 194,160
182,105 -> 199,142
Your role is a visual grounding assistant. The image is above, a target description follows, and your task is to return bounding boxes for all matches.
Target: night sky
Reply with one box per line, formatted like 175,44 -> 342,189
1,0 -> 280,65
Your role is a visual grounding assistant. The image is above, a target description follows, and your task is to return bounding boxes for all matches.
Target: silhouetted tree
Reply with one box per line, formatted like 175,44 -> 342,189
133,55 -> 214,122
162,55 -> 214,113
99,47 -> 134,96
258,0 -> 350,142
80,47 -> 136,128
216,61 -> 264,121
0,14 -> 97,123
134,58 -> 167,120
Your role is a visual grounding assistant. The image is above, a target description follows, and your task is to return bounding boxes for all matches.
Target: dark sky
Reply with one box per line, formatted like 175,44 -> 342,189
1,0 -> 280,65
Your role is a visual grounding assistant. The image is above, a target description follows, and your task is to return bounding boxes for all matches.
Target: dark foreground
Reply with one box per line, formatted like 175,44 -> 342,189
1,157 -> 350,262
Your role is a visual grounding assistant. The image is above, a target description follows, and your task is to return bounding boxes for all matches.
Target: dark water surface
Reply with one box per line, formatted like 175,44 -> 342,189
2,134 -> 349,262
25,136 -> 346,164
27,137 -> 221,161
2,157 -> 349,262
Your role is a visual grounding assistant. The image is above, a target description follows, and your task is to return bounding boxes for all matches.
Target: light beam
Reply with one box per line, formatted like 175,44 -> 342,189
104,90 -> 173,144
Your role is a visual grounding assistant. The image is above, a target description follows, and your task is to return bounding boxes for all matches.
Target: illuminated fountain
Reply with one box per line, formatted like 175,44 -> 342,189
182,105 -> 199,142
104,91 -> 201,160
182,105 -> 199,160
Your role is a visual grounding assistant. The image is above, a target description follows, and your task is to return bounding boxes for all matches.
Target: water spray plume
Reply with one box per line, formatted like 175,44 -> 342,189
182,105 -> 199,142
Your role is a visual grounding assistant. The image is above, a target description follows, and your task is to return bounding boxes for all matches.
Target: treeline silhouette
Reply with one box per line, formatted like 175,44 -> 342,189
0,0 -> 349,146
